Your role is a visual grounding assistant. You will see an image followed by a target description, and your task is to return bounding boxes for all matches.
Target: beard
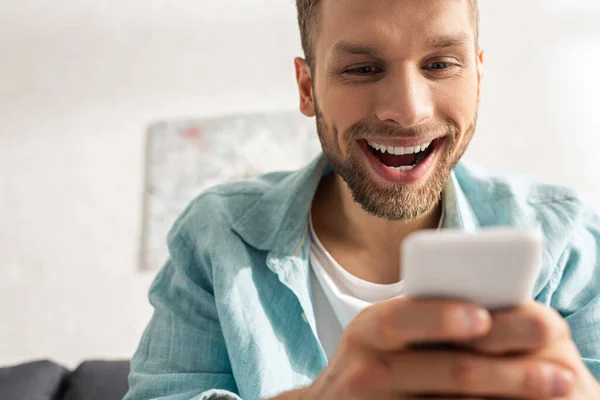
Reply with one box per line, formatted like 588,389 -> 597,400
315,106 -> 477,222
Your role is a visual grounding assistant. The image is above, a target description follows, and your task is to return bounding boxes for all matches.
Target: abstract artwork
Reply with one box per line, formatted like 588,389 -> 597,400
141,111 -> 322,270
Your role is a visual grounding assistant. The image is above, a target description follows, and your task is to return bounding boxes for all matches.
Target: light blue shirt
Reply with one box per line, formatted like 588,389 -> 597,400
125,154 -> 600,400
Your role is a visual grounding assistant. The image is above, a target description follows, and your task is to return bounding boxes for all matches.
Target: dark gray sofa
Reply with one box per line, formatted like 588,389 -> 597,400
0,359 -> 130,400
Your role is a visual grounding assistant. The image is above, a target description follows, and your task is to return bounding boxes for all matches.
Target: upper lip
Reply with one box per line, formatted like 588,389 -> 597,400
363,136 -> 443,148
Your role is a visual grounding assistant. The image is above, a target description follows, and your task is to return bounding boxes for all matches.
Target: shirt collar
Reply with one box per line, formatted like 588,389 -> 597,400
442,170 -> 479,232
231,153 -> 330,256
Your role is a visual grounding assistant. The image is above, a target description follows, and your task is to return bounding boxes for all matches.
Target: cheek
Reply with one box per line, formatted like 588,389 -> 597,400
320,85 -> 377,150
434,78 -> 479,134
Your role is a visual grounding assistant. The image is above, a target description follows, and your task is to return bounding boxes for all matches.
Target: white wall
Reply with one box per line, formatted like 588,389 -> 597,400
1,0 -> 599,369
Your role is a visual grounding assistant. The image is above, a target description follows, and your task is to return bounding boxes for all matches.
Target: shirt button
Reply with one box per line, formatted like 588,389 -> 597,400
301,313 -> 309,324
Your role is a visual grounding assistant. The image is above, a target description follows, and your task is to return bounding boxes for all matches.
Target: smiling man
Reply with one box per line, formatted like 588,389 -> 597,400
125,1 -> 600,399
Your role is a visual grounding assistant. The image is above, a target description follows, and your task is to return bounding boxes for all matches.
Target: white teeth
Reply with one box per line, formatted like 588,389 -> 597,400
368,141 -> 381,150
391,165 -> 416,172
367,140 -> 434,155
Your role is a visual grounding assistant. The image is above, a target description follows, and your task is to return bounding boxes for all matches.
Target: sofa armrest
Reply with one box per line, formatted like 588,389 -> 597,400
0,359 -> 69,400
61,360 -> 130,400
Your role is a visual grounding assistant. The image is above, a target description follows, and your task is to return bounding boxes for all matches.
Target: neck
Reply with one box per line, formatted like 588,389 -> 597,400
312,172 -> 443,255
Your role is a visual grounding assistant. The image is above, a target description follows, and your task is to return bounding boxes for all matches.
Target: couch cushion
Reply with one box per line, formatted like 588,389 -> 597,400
61,360 -> 130,400
0,359 -> 69,400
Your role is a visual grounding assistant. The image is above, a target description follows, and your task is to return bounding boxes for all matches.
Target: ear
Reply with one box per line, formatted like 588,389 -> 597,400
294,57 -> 316,117
476,48 -> 485,108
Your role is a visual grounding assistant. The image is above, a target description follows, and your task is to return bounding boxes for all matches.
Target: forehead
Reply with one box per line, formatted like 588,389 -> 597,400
317,0 -> 475,56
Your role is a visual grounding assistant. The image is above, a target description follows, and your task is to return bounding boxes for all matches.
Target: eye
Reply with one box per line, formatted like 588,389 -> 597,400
427,62 -> 452,70
344,66 -> 382,75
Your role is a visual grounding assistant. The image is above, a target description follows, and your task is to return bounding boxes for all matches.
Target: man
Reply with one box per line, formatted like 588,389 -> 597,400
125,0 -> 600,399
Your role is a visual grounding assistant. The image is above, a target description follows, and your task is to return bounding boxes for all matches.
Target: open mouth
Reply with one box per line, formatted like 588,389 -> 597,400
364,138 -> 438,172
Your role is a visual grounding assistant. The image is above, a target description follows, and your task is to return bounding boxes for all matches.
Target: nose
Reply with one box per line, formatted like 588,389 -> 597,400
375,67 -> 434,128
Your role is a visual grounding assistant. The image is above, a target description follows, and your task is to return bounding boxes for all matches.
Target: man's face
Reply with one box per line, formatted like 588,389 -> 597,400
296,0 -> 483,221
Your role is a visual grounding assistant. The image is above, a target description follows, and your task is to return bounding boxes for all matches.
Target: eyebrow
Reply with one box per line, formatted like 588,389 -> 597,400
427,33 -> 471,49
331,41 -> 383,58
331,33 -> 471,59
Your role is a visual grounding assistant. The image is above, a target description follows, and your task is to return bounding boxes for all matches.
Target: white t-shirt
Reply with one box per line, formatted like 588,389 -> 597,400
309,212 -> 443,360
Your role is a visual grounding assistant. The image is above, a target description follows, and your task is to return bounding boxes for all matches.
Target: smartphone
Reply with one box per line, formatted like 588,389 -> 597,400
402,227 -> 544,311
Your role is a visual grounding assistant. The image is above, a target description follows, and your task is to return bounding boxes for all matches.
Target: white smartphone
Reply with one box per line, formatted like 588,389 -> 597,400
402,228 -> 544,310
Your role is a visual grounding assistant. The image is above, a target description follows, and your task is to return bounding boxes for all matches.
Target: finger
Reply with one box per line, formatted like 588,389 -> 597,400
400,397 -> 487,400
399,397 -> 489,400
470,302 -> 571,354
535,338 -> 588,376
386,351 -> 575,399
345,298 -> 491,351
369,396 -> 485,400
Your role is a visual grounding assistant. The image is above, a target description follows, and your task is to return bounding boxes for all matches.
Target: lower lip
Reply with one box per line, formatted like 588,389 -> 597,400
358,138 -> 444,184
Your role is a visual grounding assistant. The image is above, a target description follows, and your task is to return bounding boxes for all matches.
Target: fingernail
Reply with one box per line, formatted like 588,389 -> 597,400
551,370 -> 574,397
464,308 -> 490,334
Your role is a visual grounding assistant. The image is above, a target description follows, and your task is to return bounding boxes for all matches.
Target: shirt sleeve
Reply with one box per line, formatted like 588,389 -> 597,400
550,206 -> 600,380
123,229 -> 243,400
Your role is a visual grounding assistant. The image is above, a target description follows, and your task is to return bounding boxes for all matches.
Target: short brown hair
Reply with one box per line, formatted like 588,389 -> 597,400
296,0 -> 479,66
